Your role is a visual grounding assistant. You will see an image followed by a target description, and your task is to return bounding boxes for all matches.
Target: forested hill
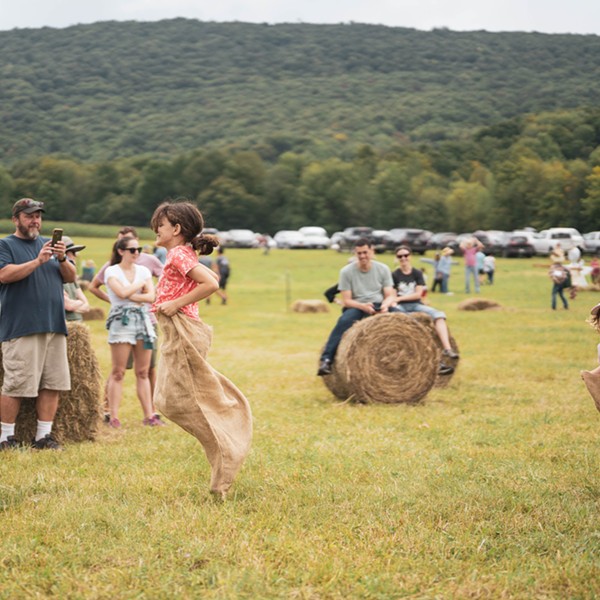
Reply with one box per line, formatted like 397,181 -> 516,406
1,19 -> 600,164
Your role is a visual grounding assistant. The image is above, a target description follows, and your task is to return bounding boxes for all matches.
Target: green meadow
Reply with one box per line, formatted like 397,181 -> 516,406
1,239 -> 600,599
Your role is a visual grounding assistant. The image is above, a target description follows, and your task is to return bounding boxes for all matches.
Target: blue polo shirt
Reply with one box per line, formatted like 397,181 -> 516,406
0,235 -> 68,342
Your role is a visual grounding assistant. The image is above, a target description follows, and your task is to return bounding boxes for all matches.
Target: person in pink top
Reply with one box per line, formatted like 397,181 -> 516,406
459,236 -> 484,294
150,200 -> 252,497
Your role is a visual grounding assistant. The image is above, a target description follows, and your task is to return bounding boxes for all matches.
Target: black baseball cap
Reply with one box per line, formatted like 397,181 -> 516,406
12,198 -> 45,217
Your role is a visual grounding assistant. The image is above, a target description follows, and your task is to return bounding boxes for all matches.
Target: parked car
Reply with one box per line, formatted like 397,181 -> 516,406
503,232 -> 536,257
532,228 -> 584,255
583,231 -> 600,255
484,230 -> 511,253
371,229 -> 391,254
336,226 -> 374,251
427,232 -> 457,250
386,228 -> 432,254
225,229 -> 259,248
298,226 -> 331,249
273,230 -> 306,249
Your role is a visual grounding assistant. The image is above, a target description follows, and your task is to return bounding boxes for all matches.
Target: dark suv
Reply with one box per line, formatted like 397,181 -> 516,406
337,226 -> 374,251
386,228 -> 432,254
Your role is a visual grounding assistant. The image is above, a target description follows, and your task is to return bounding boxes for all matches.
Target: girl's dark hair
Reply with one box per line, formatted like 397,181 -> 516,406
110,236 -> 137,265
150,199 -> 219,256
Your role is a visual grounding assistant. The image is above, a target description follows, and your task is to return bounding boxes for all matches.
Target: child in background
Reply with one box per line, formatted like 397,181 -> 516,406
150,200 -> 252,497
581,302 -> 600,413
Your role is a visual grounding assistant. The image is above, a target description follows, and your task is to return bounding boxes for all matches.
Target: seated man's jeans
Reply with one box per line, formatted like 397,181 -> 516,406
321,303 -> 398,362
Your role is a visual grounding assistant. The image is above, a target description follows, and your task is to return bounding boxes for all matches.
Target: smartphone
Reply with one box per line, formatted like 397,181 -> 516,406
51,228 -> 63,247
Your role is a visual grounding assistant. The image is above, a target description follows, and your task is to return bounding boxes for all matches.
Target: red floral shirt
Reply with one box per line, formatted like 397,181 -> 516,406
152,245 -> 201,320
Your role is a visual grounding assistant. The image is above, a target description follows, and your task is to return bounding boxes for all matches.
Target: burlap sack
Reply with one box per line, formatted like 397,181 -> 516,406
154,312 -> 252,495
582,370 -> 600,414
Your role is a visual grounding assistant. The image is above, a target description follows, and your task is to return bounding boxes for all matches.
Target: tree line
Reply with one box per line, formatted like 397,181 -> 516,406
1,106 -> 599,234
2,19 -> 600,164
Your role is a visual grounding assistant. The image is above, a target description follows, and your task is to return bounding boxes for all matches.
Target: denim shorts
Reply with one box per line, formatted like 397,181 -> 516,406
108,310 -> 154,346
394,302 -> 446,321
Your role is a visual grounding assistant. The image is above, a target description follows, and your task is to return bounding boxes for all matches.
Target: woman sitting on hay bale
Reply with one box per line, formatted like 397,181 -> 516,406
391,245 -> 459,374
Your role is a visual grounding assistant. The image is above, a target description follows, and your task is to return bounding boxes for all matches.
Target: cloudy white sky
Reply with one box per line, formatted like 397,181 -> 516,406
1,0 -> 599,35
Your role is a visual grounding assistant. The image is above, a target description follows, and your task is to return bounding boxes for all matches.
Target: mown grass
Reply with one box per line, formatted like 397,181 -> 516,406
1,241 -> 600,599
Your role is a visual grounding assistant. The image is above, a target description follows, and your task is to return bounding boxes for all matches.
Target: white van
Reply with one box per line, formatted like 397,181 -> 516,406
532,228 -> 584,255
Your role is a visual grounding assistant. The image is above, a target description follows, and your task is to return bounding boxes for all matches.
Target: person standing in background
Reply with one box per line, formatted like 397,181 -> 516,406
214,247 -> 231,305
460,237 -> 484,294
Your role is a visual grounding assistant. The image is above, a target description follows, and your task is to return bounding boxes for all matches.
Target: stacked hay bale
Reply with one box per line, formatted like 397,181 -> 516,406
321,313 -> 440,404
291,299 -> 329,313
0,321 -> 103,444
82,307 -> 106,321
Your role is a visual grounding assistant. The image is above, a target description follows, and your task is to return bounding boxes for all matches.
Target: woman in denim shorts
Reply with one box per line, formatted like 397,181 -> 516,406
104,237 -> 157,428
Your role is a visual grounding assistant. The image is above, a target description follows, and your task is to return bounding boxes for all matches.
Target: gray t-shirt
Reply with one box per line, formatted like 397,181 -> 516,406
338,261 -> 393,304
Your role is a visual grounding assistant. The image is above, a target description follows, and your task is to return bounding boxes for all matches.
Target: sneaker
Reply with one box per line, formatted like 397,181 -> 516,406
151,414 -> 166,426
442,348 -> 460,360
0,435 -> 20,450
317,359 -> 333,376
108,418 -> 121,429
32,434 -> 62,450
143,415 -> 165,427
438,362 -> 455,376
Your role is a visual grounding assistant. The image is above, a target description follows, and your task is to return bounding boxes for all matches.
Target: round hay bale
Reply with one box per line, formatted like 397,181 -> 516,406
457,298 -> 502,311
78,279 -> 90,291
292,299 -> 329,313
329,313 -> 440,404
410,312 -> 459,388
320,353 -> 353,401
0,322 -> 103,444
82,306 -> 106,320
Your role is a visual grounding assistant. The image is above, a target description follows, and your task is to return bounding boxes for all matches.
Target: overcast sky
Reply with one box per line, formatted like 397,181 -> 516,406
1,0 -> 599,35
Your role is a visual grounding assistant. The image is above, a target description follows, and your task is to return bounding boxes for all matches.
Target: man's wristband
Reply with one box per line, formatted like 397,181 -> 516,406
57,256 -> 67,262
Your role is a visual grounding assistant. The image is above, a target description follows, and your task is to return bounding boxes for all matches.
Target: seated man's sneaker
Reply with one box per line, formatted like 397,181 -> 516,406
317,359 -> 333,376
442,348 -> 460,360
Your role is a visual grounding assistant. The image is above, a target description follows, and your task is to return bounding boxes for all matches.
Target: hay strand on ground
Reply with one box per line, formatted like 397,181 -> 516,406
324,313 -> 439,404
457,298 -> 502,311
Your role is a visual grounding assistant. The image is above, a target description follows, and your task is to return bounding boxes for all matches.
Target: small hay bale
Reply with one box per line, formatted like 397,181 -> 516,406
0,322 -> 103,444
77,279 -> 90,291
82,306 -> 106,321
324,313 -> 439,404
457,298 -> 502,311
410,312 -> 459,388
292,299 -> 329,313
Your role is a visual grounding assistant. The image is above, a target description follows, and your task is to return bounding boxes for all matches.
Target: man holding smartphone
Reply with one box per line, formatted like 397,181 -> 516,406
0,198 -> 77,450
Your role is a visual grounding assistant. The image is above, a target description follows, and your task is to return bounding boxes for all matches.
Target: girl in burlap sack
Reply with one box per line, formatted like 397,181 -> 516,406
581,302 -> 600,413
150,201 -> 252,497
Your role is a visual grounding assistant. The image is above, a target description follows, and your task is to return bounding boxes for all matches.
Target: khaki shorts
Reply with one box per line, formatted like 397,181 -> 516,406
2,333 -> 71,397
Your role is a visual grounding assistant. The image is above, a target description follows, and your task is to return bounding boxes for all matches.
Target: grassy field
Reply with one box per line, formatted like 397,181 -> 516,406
1,240 -> 600,599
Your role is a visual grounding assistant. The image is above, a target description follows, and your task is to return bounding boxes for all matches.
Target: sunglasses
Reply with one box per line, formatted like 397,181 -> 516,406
125,247 -> 143,254
396,253 -> 410,258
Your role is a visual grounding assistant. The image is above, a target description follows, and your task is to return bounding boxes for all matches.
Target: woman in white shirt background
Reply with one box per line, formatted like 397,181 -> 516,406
104,236 -> 157,428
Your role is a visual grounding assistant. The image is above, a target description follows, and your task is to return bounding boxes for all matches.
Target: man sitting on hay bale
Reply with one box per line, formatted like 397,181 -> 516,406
391,245 -> 459,374
317,238 -> 399,376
